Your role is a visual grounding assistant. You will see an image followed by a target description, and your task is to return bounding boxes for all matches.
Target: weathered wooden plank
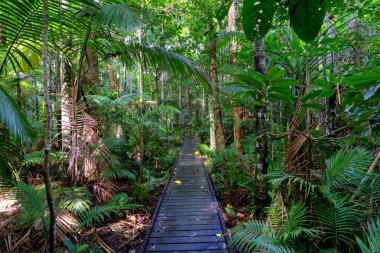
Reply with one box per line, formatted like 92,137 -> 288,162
149,230 -> 223,238
145,242 -> 227,251
147,236 -> 224,244
140,138 -> 230,253
156,215 -> 219,222
155,219 -> 220,226
152,224 -> 222,232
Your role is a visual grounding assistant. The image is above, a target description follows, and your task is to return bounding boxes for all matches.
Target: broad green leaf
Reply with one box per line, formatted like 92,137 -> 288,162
230,73 -> 265,89
314,79 -> 332,89
344,67 -> 380,87
268,85 -> 291,94
272,79 -> 300,87
301,103 -> 326,109
268,66 -> 286,80
302,90 -> 335,102
223,81 -> 248,87
242,0 -> 279,41
268,92 -> 294,101
289,0 -> 327,42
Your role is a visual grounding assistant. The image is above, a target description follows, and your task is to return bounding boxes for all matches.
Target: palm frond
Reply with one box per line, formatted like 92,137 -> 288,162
56,187 -> 92,215
356,219 -> 380,253
0,85 -> 32,141
269,172 -> 318,197
14,182 -> 48,229
315,199 -> 358,251
91,2 -> 144,31
282,202 -> 319,241
109,42 -> 210,85
228,220 -> 295,253
325,147 -> 371,189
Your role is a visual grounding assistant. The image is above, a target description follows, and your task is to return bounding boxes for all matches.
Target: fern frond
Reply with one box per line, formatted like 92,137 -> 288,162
79,193 -> 139,228
101,167 -> 136,180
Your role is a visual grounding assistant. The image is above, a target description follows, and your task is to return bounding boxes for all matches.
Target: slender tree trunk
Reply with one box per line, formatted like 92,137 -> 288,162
253,38 -> 269,206
42,0 -> 56,251
209,19 -> 225,151
160,72 -> 165,102
108,62 -> 115,93
326,15 -> 339,136
228,0 -> 243,153
209,95 -> 217,150
129,72 -> 133,95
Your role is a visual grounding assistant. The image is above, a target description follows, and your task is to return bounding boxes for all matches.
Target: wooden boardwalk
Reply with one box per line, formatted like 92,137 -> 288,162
140,138 -> 229,253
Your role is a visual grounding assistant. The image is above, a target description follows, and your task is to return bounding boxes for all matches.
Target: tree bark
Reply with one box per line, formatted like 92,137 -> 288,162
209,19 -> 225,151
83,42 -> 99,91
209,95 -> 217,150
42,0 -> 56,251
108,62 -> 116,93
228,0 -> 243,154
253,38 -> 269,206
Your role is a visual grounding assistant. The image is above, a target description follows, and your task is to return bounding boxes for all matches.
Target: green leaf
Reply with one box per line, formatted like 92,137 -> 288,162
302,90 -> 335,102
289,0 -> 327,42
344,67 -> 380,88
225,206 -> 237,218
301,103 -> 326,109
230,72 -> 265,89
216,1 -> 231,23
271,79 -> 300,87
242,0 -> 279,41
63,237 -> 77,253
268,66 -> 286,80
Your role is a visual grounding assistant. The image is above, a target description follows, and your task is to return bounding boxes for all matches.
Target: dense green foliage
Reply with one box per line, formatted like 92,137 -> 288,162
0,0 -> 379,252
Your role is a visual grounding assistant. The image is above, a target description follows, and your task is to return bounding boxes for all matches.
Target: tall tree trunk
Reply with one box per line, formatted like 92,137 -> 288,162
209,19 -> 225,151
108,62 -> 115,93
228,0 -> 243,153
253,38 -> 269,207
83,42 -> 99,91
42,0 -> 56,251
326,15 -> 339,136
209,95 -> 217,150
129,72 -> 133,95
160,72 -> 165,102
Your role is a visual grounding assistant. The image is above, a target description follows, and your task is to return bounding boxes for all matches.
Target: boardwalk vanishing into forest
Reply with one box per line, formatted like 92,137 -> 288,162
140,138 -> 229,253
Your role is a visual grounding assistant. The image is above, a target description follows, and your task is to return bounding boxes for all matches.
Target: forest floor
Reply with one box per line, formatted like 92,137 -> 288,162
221,188 -> 255,228
80,185 -> 164,252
